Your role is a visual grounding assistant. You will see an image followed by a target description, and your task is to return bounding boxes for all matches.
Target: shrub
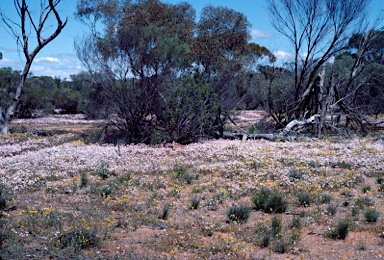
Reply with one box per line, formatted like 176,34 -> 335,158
189,197 -> 200,210
80,171 -> 89,189
160,204 -> 170,220
172,164 -> 195,184
351,207 -> 360,217
291,215 -> 301,229
287,170 -> 302,181
297,192 -> 313,207
252,187 -> 288,213
319,194 -> 333,204
377,176 -> 384,184
97,162 -> 110,180
227,205 -> 251,223
362,186 -> 371,194
252,187 -> 272,211
326,204 -> 338,216
364,209 -> 380,223
55,228 -> 100,250
355,195 -> 374,208
271,216 -> 282,237
327,218 -> 350,240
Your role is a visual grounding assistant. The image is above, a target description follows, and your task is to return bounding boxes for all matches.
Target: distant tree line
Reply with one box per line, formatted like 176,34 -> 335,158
0,70 -> 92,118
1,0 -> 383,143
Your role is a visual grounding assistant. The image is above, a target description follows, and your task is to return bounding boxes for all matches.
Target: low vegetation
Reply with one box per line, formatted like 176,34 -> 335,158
0,115 -> 384,259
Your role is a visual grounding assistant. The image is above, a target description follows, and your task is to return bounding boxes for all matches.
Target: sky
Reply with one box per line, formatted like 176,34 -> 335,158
0,0 -> 383,79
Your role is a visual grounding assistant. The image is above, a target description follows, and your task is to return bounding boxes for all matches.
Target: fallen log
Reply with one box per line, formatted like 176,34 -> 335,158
222,114 -> 320,140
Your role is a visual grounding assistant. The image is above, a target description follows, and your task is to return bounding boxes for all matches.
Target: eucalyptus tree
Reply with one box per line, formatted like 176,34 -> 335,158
194,5 -> 252,135
0,0 -> 67,135
76,0 -> 196,143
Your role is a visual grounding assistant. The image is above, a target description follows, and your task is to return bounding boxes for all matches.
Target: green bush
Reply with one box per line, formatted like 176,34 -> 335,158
362,186 -> 371,194
319,194 -> 333,204
227,205 -> 251,223
270,216 -> 282,237
189,196 -> 200,210
252,187 -> 288,213
327,218 -> 350,240
54,228 -> 100,250
297,192 -> 313,207
80,171 -> 89,189
364,209 -> 380,223
97,162 -> 110,180
160,204 -> 170,220
326,204 -> 338,216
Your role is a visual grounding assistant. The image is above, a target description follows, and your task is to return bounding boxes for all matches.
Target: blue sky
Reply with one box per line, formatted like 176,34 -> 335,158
0,0 -> 383,78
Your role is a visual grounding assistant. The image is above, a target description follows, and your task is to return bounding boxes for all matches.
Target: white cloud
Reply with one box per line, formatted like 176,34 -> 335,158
0,52 -> 86,78
35,57 -> 60,63
251,29 -> 274,40
273,51 -> 293,60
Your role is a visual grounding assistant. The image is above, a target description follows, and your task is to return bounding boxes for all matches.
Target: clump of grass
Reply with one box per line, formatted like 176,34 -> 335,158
364,209 -> 380,223
355,195 -> 374,208
116,172 -> 132,184
351,206 -> 360,216
362,185 -> 371,194
270,216 -> 282,237
97,162 -> 110,180
54,228 -> 101,250
227,205 -> 251,223
377,176 -> 384,184
189,197 -> 200,210
159,204 -> 170,220
287,170 -> 302,181
331,161 -> 352,170
172,164 -> 195,184
271,238 -> 290,254
252,187 -> 288,213
80,171 -> 89,189
319,194 -> 333,204
291,215 -> 301,229
326,204 -> 338,216
326,218 -> 350,240
297,192 -> 313,207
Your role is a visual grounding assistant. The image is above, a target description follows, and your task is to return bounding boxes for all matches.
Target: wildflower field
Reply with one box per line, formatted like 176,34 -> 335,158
1,115 -> 384,259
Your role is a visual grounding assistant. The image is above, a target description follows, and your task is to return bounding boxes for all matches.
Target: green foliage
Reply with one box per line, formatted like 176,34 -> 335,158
80,171 -> 89,189
296,192 -> 313,207
97,162 -> 110,180
227,205 -> 251,223
189,196 -> 200,210
287,169 -> 302,181
160,204 -> 170,220
319,194 -> 333,204
364,209 -> 380,223
351,207 -> 360,217
326,204 -> 338,216
362,186 -> 371,194
327,218 -> 350,240
291,215 -> 301,229
55,228 -> 101,250
270,216 -> 282,237
252,187 -> 288,213
355,195 -> 374,208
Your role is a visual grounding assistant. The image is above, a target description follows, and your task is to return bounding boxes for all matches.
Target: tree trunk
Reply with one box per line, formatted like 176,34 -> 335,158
0,64 -> 30,135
